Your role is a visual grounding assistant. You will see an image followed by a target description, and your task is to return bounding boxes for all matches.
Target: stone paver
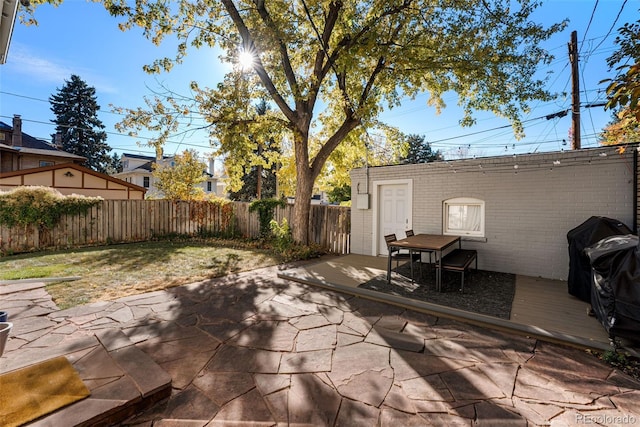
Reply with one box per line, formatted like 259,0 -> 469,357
1,263 -> 640,426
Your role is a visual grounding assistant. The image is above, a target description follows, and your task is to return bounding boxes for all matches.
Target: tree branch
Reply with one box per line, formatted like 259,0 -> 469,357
253,0 -> 302,103
309,1 -> 343,108
313,0 -> 414,109
220,0 -> 297,124
311,116 -> 360,179
358,20 -> 405,108
359,56 -> 386,107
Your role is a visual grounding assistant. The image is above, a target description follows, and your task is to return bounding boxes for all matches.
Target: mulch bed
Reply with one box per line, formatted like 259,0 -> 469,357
359,262 -> 516,319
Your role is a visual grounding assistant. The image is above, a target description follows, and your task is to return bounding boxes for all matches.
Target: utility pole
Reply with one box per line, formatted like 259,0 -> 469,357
568,30 -> 581,149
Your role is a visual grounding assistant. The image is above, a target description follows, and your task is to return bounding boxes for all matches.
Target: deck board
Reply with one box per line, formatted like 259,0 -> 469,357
510,275 -> 610,345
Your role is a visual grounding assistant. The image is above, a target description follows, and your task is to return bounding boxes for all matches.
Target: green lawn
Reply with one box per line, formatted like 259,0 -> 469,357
0,239 -> 284,309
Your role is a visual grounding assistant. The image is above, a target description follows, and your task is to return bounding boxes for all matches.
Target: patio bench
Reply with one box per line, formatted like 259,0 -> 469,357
440,249 -> 477,292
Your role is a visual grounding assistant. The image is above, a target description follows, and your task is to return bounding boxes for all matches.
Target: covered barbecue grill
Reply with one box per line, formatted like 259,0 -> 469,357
566,216 -> 632,303
584,234 -> 640,344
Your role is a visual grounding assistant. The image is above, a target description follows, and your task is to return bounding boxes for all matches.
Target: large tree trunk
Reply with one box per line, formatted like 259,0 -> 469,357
292,128 -> 314,245
292,162 -> 314,245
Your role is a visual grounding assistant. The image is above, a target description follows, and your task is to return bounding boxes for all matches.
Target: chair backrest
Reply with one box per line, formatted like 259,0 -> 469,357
384,234 -> 397,249
405,229 -> 415,237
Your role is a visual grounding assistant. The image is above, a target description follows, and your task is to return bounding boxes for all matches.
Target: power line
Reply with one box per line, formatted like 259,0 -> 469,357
580,0 -> 599,55
426,110 -> 571,145
2,89 -> 609,156
0,90 -> 213,125
591,0 -> 629,53
0,114 -> 216,151
3,3 -> 625,159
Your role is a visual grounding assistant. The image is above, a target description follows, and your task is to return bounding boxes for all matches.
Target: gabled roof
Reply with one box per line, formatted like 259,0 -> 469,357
20,132 -> 59,151
138,161 -> 154,172
0,163 -> 146,193
0,120 -> 86,161
121,153 -> 170,172
118,152 -> 215,178
121,153 -> 156,161
115,160 -> 154,174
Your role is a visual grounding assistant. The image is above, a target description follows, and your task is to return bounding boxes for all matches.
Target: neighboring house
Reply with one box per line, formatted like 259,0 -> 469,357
0,163 -> 146,199
0,115 -> 145,199
350,145 -> 638,281
0,115 -> 86,172
113,153 -> 220,199
287,192 -> 330,205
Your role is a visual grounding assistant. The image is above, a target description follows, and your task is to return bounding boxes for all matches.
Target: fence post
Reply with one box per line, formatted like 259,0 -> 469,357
0,199 -> 351,255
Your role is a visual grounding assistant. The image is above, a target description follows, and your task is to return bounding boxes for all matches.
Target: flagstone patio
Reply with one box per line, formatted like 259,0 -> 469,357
1,258 -> 639,425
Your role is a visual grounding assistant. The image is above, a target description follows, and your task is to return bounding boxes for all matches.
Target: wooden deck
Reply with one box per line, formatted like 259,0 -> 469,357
510,275 -> 611,347
280,254 -> 638,354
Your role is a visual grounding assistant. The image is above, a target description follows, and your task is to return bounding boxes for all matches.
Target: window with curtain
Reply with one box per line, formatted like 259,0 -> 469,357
443,198 -> 485,237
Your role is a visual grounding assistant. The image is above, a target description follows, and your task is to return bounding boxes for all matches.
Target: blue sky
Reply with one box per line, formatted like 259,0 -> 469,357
0,0 -> 637,166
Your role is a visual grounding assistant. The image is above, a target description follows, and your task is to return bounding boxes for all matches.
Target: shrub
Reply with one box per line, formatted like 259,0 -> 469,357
279,242 -> 325,262
268,217 -> 325,261
249,198 -> 286,238
189,197 -> 239,238
269,218 -> 293,253
0,186 -> 102,229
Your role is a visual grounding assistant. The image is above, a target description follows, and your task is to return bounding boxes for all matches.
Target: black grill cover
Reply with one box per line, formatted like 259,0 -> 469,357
567,216 -> 632,302
585,235 -> 640,343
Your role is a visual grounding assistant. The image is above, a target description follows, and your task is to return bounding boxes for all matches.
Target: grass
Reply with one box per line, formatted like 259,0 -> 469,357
0,238 -> 287,309
4,239 -> 638,383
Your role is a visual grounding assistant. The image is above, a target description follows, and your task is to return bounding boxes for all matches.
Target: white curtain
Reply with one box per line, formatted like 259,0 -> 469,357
448,204 -> 481,232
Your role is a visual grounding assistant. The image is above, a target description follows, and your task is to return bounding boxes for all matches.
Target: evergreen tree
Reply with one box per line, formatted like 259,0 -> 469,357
228,166 -> 278,201
50,75 -> 112,172
105,153 -> 123,175
397,134 -> 442,164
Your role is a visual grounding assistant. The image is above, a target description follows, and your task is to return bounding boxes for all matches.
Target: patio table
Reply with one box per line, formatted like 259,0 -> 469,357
387,234 -> 461,291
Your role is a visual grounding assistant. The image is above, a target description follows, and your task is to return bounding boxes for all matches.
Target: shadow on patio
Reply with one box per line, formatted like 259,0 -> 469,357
2,259 -> 640,424
278,254 -> 639,356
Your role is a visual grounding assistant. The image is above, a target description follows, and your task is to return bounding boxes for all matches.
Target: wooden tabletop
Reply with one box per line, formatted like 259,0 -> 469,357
390,234 -> 460,251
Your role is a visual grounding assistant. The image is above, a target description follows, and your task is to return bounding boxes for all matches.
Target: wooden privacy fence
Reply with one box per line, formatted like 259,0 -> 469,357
233,202 -> 351,254
0,200 -> 350,255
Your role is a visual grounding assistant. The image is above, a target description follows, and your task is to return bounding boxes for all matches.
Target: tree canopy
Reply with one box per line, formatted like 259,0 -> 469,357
397,134 -> 442,164
152,149 -> 207,200
49,74 -> 113,173
603,10 -> 640,121
600,109 -> 640,146
227,99 -> 280,201
601,10 -> 640,145
91,0 -> 566,243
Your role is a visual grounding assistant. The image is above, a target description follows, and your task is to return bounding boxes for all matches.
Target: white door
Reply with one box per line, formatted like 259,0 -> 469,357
378,183 -> 410,255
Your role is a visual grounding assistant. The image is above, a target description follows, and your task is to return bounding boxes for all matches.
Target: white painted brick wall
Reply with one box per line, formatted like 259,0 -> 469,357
350,147 -> 635,280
